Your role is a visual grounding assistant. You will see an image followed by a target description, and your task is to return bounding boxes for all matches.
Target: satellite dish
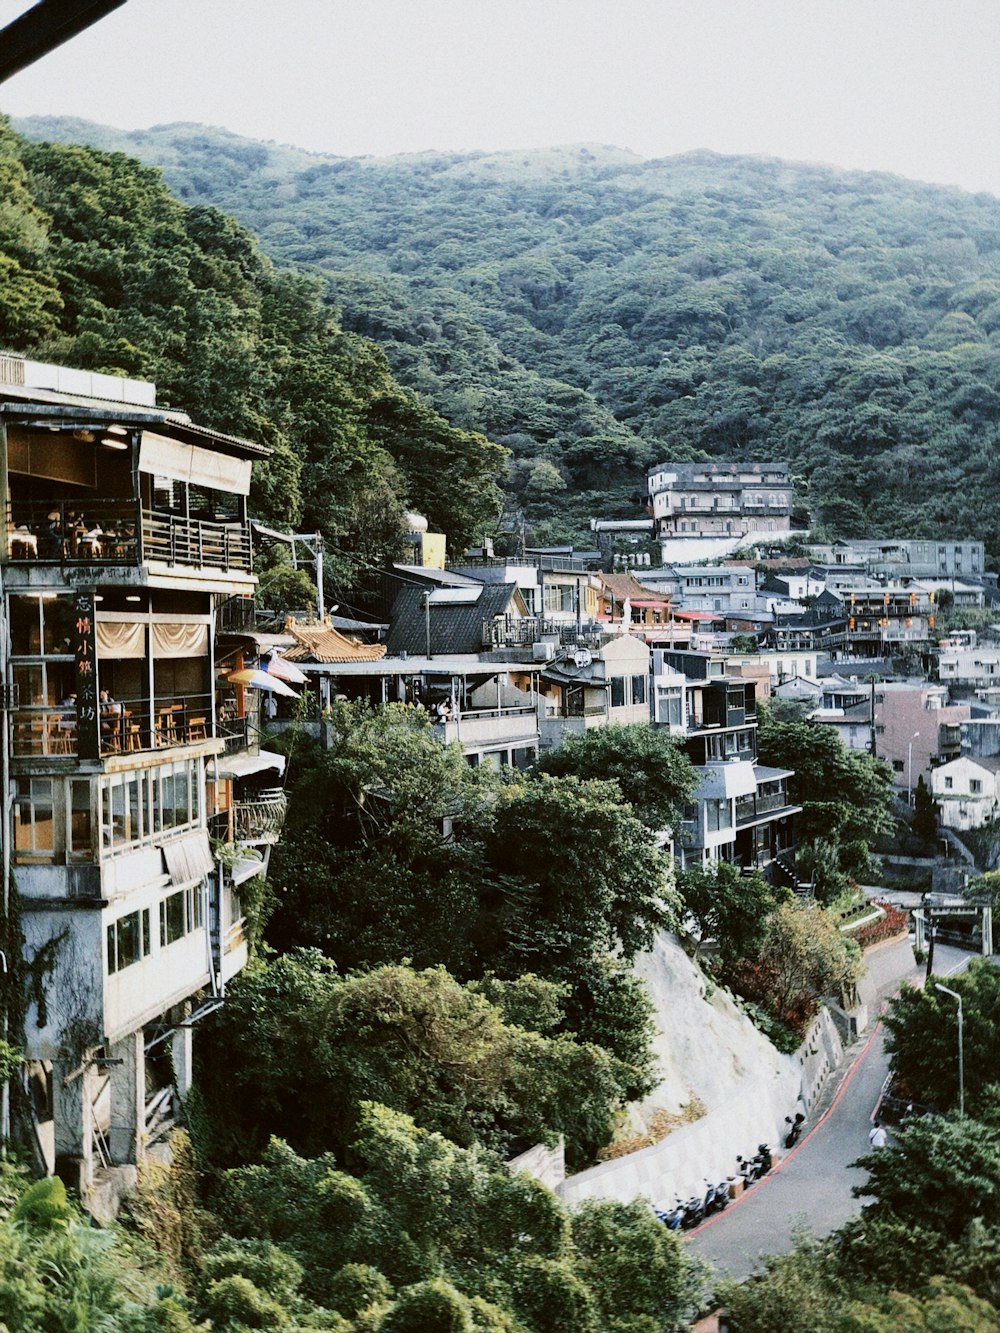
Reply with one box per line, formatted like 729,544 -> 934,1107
573,648 -> 592,668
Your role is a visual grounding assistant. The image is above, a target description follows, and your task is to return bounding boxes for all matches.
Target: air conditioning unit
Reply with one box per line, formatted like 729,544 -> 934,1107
532,641 -> 556,662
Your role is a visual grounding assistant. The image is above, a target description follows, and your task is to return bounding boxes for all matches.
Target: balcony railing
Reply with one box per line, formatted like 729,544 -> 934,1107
142,511 -> 250,572
5,502 -> 251,573
10,692 -> 215,759
232,791 -> 287,841
735,791 -> 792,826
6,501 -> 139,562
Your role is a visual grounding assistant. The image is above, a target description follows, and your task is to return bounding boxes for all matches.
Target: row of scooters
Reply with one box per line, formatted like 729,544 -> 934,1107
653,1113 -> 805,1231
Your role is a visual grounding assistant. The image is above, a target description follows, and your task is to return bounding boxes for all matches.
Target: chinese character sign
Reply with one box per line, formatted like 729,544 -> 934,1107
74,591 -> 100,759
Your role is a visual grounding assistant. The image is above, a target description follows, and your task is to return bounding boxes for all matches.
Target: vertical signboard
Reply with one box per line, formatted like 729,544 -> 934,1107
73,590 -> 100,759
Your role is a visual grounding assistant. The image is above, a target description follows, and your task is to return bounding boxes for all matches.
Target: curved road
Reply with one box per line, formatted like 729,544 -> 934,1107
686,945 -> 972,1281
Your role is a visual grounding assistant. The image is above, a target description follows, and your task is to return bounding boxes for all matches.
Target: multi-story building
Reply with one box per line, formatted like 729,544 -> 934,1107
646,462 -> 793,550
0,356 -> 278,1210
808,538 -> 984,581
652,650 -> 800,877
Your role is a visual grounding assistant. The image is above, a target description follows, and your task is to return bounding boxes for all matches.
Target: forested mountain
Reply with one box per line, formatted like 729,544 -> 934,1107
0,117 -> 505,596
15,116 -> 1000,561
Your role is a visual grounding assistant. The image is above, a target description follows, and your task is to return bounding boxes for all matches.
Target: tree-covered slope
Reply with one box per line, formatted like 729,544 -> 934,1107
0,118 -> 506,592
16,117 -> 1000,560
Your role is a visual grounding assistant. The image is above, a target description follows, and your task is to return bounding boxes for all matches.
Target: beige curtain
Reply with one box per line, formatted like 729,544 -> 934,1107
96,622 -> 146,659
152,624 -> 209,658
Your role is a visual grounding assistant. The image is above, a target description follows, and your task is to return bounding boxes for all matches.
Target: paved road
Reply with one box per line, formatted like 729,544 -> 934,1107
686,944 -> 972,1282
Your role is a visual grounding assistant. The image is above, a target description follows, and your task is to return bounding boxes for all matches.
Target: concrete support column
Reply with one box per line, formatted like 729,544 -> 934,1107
172,1023 -> 194,1105
108,1031 -> 145,1166
52,1057 -> 94,1192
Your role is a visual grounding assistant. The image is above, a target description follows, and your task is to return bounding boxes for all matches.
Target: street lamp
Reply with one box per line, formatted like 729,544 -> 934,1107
907,731 -> 921,805
935,983 -> 964,1118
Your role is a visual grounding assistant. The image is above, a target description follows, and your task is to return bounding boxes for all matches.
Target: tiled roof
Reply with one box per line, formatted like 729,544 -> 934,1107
283,617 -> 388,663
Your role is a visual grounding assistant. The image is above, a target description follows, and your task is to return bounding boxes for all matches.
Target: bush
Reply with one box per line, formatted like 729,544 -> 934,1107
378,1278 -> 472,1333
200,1274 -> 288,1329
200,1237 -> 303,1302
326,1263 -> 392,1318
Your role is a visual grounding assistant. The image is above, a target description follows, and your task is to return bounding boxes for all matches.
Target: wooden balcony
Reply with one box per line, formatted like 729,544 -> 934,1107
5,501 -> 251,574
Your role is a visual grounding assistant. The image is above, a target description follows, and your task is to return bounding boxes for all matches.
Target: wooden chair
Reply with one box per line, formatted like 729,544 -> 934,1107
125,712 -> 142,753
186,716 -> 208,743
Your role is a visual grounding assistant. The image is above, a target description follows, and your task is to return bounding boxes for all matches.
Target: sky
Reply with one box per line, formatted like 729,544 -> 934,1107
0,0 -> 998,196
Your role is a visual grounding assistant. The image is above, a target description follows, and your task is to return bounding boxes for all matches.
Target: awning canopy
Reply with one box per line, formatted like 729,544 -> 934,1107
161,830 -> 214,886
139,429 -> 251,495
217,750 -> 287,781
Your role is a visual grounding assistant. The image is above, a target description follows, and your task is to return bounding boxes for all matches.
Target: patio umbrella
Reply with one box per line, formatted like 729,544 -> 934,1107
226,668 -> 299,698
267,654 -> 308,685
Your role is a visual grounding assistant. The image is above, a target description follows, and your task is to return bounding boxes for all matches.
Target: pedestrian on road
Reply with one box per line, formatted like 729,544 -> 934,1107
868,1119 -> 887,1149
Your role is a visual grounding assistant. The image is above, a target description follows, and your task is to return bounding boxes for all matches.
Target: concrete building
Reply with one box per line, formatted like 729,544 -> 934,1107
808,538 -> 984,581
0,356 -> 279,1211
812,683 -> 968,797
646,461 -> 793,560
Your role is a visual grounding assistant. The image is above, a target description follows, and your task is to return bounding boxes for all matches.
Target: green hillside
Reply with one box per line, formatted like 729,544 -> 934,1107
15,116 -> 1000,561
0,117 -> 505,595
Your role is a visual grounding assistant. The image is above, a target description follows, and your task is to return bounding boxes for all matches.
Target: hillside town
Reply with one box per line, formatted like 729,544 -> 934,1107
3,353 -> 994,1225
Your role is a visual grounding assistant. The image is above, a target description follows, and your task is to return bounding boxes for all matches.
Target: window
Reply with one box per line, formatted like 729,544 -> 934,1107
543,583 -> 576,614
631,675 -> 647,706
100,758 -> 202,855
970,779 -> 983,795
610,677 -> 626,708
160,885 -> 204,947
892,759 -> 904,773
706,799 -> 733,832
14,779 -> 54,859
106,908 -> 151,974
944,776 -> 953,790
656,688 -> 682,727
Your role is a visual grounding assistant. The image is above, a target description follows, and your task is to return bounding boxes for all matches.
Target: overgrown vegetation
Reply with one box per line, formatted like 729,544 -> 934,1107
0,117 -> 506,594
16,120 -> 1000,559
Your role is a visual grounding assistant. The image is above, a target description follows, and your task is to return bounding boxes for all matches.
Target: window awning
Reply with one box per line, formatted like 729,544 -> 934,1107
161,830 -> 214,886
139,430 -> 251,495
217,750 -> 287,781
231,852 -> 265,886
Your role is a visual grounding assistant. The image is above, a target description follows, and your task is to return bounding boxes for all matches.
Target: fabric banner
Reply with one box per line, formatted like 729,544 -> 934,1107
138,430 -> 251,495
152,623 -> 209,658
96,621 -> 146,659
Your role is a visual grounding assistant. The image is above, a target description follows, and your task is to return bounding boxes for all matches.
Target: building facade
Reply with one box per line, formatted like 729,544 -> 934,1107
1,357 -> 277,1210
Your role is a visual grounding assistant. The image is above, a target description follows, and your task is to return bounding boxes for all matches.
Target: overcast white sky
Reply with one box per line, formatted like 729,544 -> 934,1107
0,0 -> 997,195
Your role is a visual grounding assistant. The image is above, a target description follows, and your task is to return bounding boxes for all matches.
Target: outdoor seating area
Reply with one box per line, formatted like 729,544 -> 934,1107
10,695 -> 216,758
5,501 -> 139,563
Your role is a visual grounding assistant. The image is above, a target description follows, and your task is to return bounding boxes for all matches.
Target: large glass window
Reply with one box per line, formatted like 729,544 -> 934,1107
631,675 -> 647,706
100,758 -> 202,856
610,677 -> 626,708
160,886 -> 203,947
106,908 -> 151,974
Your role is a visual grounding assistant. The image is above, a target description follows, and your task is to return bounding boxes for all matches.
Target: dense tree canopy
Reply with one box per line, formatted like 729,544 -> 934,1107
0,118 -> 507,590
535,723 -> 696,835
19,119 -> 1000,559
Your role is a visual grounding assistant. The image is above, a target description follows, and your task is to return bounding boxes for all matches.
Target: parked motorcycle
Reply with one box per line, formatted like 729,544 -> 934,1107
654,1198 -> 685,1230
753,1143 -> 773,1176
680,1191 -> 706,1229
705,1176 -> 731,1214
736,1154 -> 760,1186
784,1112 -> 806,1148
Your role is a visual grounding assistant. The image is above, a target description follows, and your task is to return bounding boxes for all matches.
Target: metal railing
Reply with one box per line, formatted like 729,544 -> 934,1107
735,791 -> 791,826
142,510 -> 251,572
232,791 -> 287,841
6,501 -> 140,562
11,693 -> 215,758
5,502 -> 252,573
